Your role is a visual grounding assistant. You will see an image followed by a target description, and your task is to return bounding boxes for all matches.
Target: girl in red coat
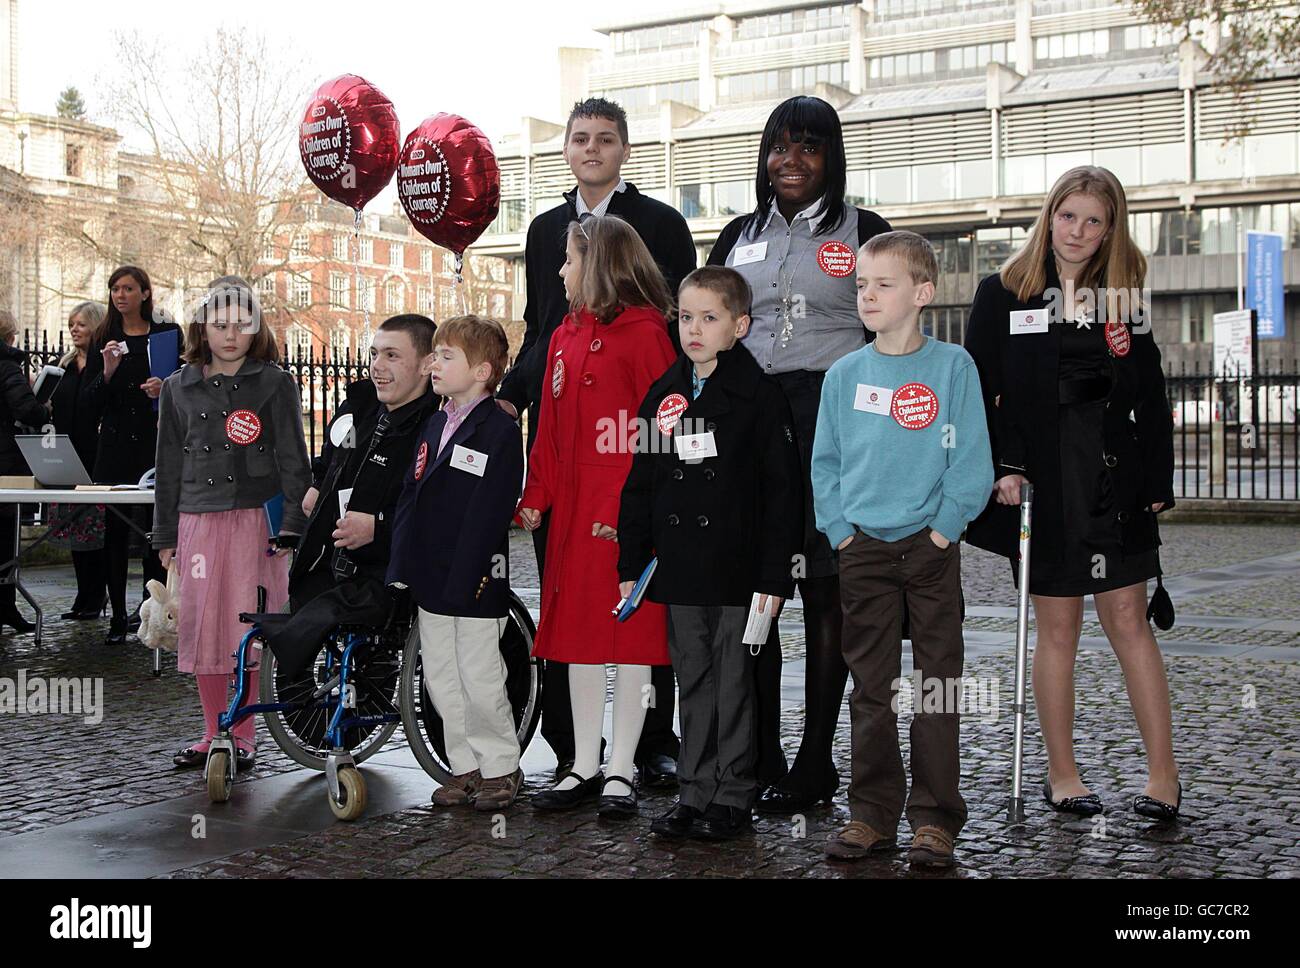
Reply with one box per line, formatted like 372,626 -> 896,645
518,215 -> 676,817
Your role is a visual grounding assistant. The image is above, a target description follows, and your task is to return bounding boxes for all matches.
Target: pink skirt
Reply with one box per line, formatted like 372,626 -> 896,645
176,509 -> 288,675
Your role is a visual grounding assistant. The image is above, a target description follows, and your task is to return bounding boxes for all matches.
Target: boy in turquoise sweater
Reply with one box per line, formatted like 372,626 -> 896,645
812,231 -> 992,868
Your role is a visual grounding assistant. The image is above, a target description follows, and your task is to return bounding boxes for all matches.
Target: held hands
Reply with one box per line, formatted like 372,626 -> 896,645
332,511 -> 376,550
592,522 -> 617,542
619,580 -> 634,600
518,507 -> 541,531
302,486 -> 319,518
140,377 -> 163,399
159,548 -> 174,570
994,474 -> 1029,506
756,594 -> 784,615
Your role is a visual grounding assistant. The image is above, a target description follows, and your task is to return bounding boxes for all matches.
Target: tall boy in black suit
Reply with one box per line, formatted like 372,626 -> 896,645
389,315 -> 525,811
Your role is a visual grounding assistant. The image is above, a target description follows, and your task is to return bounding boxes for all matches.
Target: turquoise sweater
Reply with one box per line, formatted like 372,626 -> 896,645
812,336 -> 993,548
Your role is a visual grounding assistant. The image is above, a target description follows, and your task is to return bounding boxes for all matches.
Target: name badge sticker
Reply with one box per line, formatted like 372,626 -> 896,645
1009,309 -> 1049,335
732,242 -> 768,267
451,445 -> 488,477
674,432 -> 718,461
853,383 -> 894,415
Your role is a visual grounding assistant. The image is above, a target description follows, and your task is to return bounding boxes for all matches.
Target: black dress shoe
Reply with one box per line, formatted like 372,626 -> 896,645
597,775 -> 638,819
126,613 -> 142,634
650,800 -> 699,838
637,754 -> 678,788
695,804 -> 755,841
0,607 -> 35,633
173,747 -> 205,769
1133,782 -> 1181,822
1043,777 -> 1105,817
531,770 -> 604,811
235,748 -> 257,773
105,615 -> 128,646
755,782 -> 836,815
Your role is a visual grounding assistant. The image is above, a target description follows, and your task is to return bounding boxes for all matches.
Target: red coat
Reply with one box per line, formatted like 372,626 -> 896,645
519,306 -> 675,665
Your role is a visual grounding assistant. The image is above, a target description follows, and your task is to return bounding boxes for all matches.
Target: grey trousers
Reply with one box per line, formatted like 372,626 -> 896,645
667,604 -> 757,811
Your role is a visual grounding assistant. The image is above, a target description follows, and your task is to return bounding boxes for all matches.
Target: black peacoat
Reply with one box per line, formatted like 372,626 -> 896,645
962,261 -> 1175,563
618,344 -> 804,607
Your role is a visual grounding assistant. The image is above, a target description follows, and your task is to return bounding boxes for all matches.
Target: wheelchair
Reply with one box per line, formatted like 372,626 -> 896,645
204,591 -> 541,821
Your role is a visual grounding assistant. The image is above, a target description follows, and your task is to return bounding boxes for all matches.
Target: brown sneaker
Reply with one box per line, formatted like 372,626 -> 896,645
474,768 -> 523,811
431,770 -> 482,807
825,821 -> 897,860
908,825 -> 956,868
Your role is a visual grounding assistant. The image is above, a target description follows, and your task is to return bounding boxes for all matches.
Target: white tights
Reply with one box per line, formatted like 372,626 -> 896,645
554,663 -> 651,797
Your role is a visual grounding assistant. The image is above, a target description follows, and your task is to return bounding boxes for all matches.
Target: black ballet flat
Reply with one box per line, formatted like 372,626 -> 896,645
755,781 -> 837,815
531,770 -> 604,811
235,748 -> 257,773
173,747 -> 206,769
1133,782 -> 1182,822
597,774 -> 638,819
1042,778 -> 1105,816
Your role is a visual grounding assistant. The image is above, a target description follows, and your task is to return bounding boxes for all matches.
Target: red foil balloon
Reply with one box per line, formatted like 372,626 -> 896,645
398,114 -> 501,254
299,74 -> 400,212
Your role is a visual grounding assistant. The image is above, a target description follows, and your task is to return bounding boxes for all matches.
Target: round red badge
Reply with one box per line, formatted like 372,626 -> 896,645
891,383 -> 939,431
817,240 -> 856,278
225,409 -> 262,445
656,394 -> 689,436
552,357 -> 566,399
414,441 -> 428,481
1104,320 -> 1131,358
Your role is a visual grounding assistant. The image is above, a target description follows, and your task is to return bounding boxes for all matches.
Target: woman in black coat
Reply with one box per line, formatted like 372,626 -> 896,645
49,301 -> 109,619
0,310 -> 52,633
706,96 -> 891,813
963,165 -> 1182,821
82,266 -> 181,645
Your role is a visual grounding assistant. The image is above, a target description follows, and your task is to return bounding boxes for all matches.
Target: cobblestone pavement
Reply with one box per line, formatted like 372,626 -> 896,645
1,522 -> 1296,878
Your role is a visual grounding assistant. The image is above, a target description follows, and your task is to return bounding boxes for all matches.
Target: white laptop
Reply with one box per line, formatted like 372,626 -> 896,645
15,435 -> 93,487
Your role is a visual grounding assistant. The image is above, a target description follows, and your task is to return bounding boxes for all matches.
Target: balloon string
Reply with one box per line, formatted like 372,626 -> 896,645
354,208 -> 371,359
454,253 -> 468,317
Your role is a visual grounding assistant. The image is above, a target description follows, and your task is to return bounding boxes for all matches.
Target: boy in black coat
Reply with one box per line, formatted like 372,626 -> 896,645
388,316 -> 525,811
618,267 -> 803,840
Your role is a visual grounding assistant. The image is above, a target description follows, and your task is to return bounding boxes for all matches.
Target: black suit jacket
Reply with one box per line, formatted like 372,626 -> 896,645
497,181 -> 697,423
387,397 -> 524,618
617,345 -> 803,607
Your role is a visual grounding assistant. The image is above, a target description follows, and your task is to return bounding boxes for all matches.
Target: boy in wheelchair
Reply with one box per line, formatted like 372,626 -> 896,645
388,315 -> 526,811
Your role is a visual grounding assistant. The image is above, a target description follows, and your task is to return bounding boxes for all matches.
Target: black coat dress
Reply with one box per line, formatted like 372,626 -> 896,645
49,356 -> 102,472
81,319 -> 183,484
963,260 -> 1175,593
0,343 -> 49,475
617,345 -> 804,607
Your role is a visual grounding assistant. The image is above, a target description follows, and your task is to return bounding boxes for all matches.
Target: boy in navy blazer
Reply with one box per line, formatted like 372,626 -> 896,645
388,315 -> 525,811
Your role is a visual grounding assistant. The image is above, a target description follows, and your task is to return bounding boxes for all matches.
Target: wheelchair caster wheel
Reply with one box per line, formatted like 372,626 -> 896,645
329,766 -> 367,821
207,751 -> 232,803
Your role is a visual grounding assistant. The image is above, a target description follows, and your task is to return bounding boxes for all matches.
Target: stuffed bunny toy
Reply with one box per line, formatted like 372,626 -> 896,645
139,566 -> 179,652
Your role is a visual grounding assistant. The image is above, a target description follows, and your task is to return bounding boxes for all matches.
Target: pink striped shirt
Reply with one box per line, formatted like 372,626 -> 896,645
438,393 -> 490,457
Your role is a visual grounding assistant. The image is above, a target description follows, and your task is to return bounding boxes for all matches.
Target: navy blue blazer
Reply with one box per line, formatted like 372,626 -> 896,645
387,396 -> 524,618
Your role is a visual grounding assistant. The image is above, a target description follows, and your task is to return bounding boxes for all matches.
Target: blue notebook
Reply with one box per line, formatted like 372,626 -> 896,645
263,493 -> 284,539
148,329 -> 181,411
614,557 -> 657,623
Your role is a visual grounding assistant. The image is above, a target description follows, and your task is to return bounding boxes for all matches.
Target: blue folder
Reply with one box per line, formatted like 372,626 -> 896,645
263,493 -> 284,539
614,557 -> 657,623
148,329 -> 181,411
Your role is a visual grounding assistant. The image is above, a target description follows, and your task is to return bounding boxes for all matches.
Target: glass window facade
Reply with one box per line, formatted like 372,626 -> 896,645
1002,143 -> 1187,195
869,41 -> 1014,85
735,5 -> 853,39
720,63 -> 847,104
677,181 -> 754,219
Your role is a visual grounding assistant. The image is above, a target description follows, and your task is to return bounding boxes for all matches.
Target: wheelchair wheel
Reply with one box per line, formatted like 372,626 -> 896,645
261,632 -> 402,770
399,593 -> 541,784
328,766 -> 367,822
207,751 -> 232,803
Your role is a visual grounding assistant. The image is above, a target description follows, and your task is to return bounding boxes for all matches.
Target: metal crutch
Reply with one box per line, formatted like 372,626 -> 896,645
1007,481 -> 1033,825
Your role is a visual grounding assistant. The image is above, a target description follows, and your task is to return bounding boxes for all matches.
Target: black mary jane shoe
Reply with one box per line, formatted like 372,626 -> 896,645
637,754 -> 678,788
1133,782 -> 1182,822
173,747 -> 206,769
694,804 -> 755,841
531,770 -> 604,811
104,615 -> 129,647
1042,778 -> 1105,817
650,800 -> 700,838
754,781 -> 836,815
596,775 -> 639,819
235,748 -> 257,773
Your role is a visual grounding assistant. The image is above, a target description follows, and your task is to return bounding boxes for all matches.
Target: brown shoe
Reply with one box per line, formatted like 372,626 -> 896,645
474,768 -> 523,811
431,770 -> 482,807
909,825 -> 956,868
825,821 -> 897,860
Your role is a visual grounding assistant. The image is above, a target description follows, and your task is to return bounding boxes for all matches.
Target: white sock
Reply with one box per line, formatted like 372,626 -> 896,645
556,663 -> 606,791
604,664 -> 651,797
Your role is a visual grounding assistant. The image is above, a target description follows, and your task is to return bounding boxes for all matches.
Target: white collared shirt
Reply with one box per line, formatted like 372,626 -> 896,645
758,195 -> 830,236
575,178 -> 628,218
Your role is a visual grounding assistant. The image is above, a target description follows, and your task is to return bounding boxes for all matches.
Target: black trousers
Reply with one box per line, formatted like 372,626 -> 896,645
71,548 -> 108,612
105,506 -> 165,620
